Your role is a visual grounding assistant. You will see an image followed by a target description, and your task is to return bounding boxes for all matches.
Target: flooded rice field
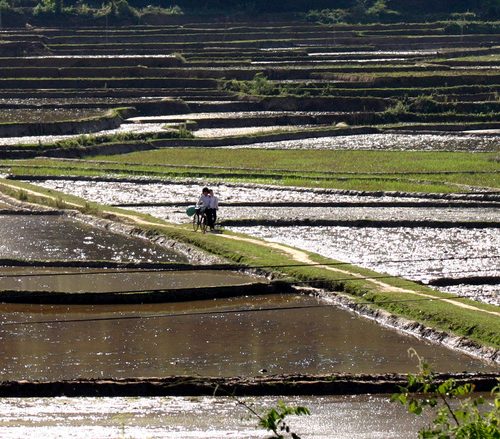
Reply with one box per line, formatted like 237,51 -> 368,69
26,179 -> 499,304
194,125 -> 310,138
0,294 -> 494,381
220,133 -> 500,152
128,111 -> 333,122
0,122 -> 166,146
0,214 -> 186,263
307,50 -> 439,57
230,226 -> 500,305
1,123 -> 498,151
137,205 -> 500,225
31,179 -> 483,206
0,394 -> 432,438
0,267 -> 259,293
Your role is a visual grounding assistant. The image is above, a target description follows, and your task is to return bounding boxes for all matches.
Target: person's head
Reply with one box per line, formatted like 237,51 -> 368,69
202,187 -> 209,195
209,189 -> 214,196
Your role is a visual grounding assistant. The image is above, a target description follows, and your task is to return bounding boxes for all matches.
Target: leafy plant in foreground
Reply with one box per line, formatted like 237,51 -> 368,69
391,348 -> 500,438
259,400 -> 311,439
213,385 -> 310,438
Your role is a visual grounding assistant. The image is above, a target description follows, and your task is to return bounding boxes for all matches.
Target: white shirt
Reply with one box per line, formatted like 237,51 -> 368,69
210,196 -> 219,209
198,194 -> 211,208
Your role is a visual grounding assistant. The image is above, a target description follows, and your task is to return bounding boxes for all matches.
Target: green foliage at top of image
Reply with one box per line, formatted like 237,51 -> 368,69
392,349 -> 500,438
306,0 -> 400,24
31,0 -> 183,19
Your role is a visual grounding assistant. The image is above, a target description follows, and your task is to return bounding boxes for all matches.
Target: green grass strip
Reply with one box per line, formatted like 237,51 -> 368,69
3,148 -> 497,192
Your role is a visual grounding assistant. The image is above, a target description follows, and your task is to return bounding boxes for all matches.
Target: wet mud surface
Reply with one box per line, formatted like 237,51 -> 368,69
0,294 -> 495,381
0,214 -> 186,263
0,122 -> 167,146
0,394 -> 433,438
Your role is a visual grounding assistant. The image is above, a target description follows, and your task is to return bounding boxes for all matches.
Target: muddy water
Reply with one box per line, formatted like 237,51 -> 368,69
0,295 -> 494,381
0,394 -> 432,438
0,214 -> 186,263
195,125 -> 311,138
0,267 -> 260,293
128,111 -> 332,122
230,226 -> 500,305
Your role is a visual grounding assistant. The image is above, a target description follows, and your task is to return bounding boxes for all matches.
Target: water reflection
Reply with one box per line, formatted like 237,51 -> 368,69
0,295 -> 495,381
0,267 -> 259,293
0,214 -> 185,263
230,226 -> 500,305
0,394 -> 432,438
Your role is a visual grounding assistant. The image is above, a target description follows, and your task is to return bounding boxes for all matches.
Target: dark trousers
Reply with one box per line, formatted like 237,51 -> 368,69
206,208 -> 216,228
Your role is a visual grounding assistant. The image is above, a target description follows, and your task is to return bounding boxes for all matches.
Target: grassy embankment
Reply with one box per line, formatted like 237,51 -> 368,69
0,178 -> 498,351
2,149 -> 498,193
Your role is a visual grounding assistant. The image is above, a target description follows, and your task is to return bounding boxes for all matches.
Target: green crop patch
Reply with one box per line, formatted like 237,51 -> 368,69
3,149 -> 498,193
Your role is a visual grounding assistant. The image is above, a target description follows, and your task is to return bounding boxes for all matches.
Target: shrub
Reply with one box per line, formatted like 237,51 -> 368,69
33,0 -> 56,14
392,349 -> 500,438
139,4 -> 182,15
306,8 -> 350,24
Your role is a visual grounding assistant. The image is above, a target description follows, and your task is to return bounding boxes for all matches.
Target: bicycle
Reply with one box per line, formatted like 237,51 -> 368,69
192,207 -> 208,233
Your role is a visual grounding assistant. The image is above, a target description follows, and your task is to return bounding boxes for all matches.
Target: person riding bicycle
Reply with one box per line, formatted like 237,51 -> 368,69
196,187 -> 213,228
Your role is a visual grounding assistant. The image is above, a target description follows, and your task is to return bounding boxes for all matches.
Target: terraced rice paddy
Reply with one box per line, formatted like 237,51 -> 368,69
29,178 -> 500,306
0,18 -> 498,436
0,20 -> 498,149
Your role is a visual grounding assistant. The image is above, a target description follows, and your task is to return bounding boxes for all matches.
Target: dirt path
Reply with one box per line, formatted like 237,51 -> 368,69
217,233 -> 500,318
1,182 -> 498,318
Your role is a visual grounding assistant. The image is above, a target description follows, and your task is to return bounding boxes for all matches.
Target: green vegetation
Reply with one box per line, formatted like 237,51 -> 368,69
392,349 -> 500,438
258,401 -> 310,439
28,0 -> 184,23
1,0 -> 498,28
2,149 -> 498,193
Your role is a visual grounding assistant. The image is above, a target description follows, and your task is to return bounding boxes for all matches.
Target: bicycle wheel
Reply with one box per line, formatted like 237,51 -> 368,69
192,213 -> 199,231
200,214 -> 208,233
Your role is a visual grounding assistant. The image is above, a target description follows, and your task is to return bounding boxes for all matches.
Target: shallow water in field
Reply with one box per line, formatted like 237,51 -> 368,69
0,267 -> 258,293
0,214 -> 185,263
0,294 -> 494,381
2,125 -> 498,151
0,122 -> 166,146
30,179 -> 465,206
229,226 -> 500,305
221,133 -> 500,152
139,205 -> 500,225
0,394 -> 434,438
194,125 -> 309,137
23,179 -> 500,305
129,111 -> 332,122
